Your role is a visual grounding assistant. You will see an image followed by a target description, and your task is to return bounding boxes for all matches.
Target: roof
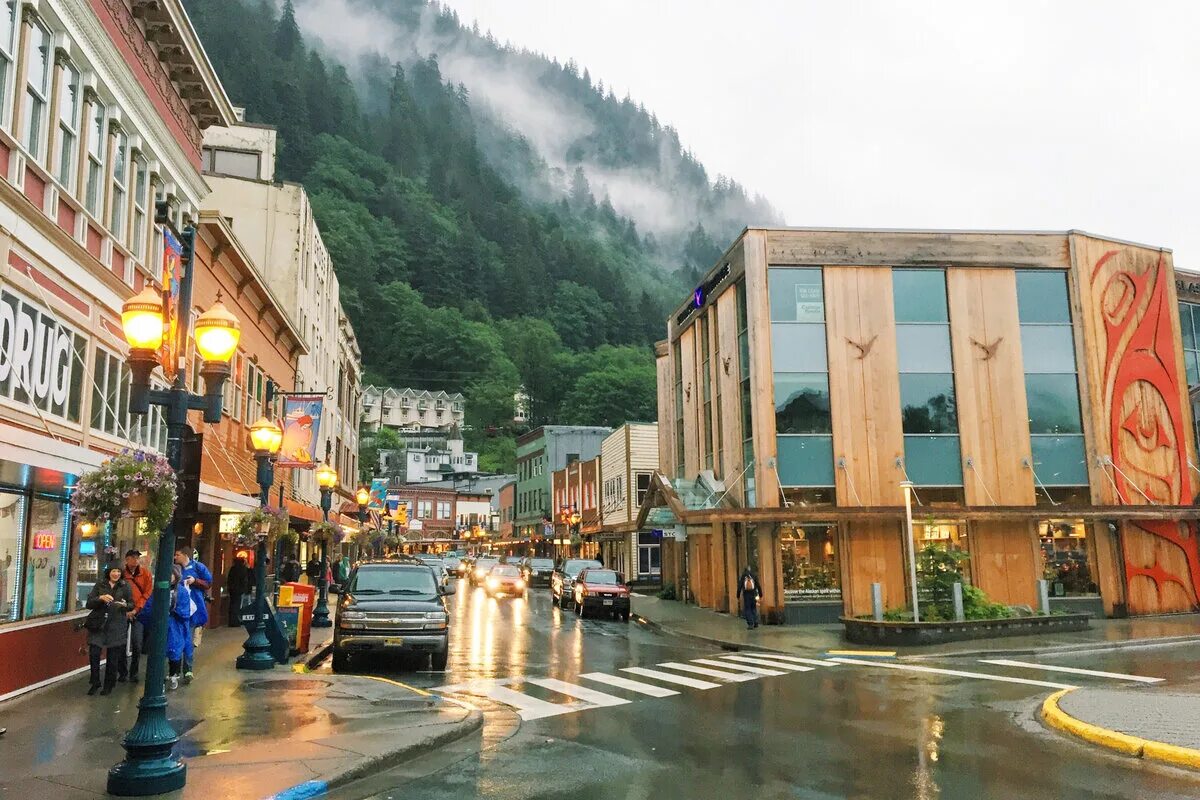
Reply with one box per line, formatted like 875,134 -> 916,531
142,0 -> 238,129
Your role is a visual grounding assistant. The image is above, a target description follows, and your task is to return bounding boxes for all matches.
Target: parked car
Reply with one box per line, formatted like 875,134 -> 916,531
551,559 -> 603,609
485,563 -> 527,598
443,553 -> 462,577
332,560 -> 455,672
573,568 -> 631,620
415,554 -> 450,585
469,556 -> 500,586
520,557 -> 556,587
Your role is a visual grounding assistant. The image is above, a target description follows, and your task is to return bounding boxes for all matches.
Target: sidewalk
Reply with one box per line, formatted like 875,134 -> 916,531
1044,685 -> 1200,770
0,627 -> 481,800
629,593 -> 1200,658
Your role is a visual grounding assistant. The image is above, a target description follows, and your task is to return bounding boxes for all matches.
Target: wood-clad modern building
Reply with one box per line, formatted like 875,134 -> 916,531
649,227 -> 1198,624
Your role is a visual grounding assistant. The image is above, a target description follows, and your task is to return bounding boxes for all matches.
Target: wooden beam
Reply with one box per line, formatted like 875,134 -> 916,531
686,505 -> 1200,524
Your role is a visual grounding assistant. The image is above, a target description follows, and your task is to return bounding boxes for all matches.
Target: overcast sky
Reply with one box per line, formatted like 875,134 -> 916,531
439,0 -> 1200,264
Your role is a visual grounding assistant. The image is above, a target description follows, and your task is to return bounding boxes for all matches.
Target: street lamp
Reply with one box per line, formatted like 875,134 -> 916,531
238,416 -> 283,672
109,205 -> 238,797
899,480 -> 920,623
313,461 -> 338,628
356,485 -> 370,555
569,506 -> 582,558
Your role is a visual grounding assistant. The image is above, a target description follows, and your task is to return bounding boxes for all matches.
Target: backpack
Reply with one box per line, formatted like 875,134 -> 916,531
743,575 -> 754,591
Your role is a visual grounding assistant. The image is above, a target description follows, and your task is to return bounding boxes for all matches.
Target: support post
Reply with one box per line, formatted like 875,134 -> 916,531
871,582 -> 883,622
952,581 -> 965,622
1037,579 -> 1051,615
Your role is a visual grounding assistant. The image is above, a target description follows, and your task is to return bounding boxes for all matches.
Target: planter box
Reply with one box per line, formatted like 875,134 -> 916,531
841,613 -> 1091,646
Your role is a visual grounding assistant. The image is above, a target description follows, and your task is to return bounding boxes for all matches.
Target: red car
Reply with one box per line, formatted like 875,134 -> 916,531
485,564 -> 527,597
572,568 -> 631,620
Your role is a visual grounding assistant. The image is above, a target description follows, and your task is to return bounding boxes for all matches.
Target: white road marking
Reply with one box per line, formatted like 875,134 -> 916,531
828,658 -> 1076,690
979,659 -> 1165,684
718,655 -> 815,672
580,672 -> 680,697
657,661 -> 758,682
432,680 -> 585,721
691,657 -> 787,676
742,653 -> 838,668
527,677 -> 631,708
621,666 -> 721,690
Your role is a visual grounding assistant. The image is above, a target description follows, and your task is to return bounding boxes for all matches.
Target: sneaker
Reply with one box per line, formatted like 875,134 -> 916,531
183,671 -> 193,684
87,684 -> 100,696
168,675 -> 179,690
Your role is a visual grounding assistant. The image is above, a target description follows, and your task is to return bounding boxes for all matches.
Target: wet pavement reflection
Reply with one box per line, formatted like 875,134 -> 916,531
324,580 -> 1200,800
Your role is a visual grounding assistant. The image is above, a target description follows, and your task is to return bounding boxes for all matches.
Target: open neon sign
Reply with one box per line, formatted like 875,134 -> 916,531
32,532 -> 56,550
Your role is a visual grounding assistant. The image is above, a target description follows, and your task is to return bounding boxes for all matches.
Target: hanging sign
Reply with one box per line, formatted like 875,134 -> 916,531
278,394 -> 324,468
160,229 -> 183,380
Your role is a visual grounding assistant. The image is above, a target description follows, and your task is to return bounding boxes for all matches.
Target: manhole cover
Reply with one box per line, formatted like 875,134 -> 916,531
247,678 -> 330,691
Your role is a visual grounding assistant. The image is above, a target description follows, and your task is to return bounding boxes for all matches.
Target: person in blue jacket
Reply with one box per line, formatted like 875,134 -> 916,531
173,548 -> 212,683
136,565 -> 193,690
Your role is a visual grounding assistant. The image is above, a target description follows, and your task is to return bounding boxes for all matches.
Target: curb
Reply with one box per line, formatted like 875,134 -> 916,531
629,611 -> 797,656
906,634 -> 1200,661
1041,688 -> 1200,770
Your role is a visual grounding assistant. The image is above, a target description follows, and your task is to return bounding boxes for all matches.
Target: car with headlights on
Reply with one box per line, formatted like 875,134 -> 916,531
573,568 -> 631,620
519,557 -> 556,587
551,558 -> 603,609
333,560 -> 455,672
443,552 -> 463,577
485,563 -> 527,597
469,556 -> 499,586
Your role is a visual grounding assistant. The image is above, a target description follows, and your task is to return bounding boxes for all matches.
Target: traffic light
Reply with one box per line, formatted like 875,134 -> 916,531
395,503 -> 408,525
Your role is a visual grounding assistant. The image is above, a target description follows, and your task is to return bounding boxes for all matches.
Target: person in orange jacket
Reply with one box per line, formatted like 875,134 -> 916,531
120,549 -> 152,682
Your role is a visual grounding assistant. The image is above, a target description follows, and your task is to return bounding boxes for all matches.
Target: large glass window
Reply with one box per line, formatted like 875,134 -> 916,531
774,373 -> 831,434
110,129 -> 129,243
769,268 -> 824,322
90,347 -> 130,438
20,20 -> 50,161
130,154 -> 149,260
1025,374 -> 1083,434
0,491 -> 24,621
780,524 -> 841,601
673,339 -> 684,478
1179,302 -> 1200,456
1038,520 -> 1097,596
736,281 -> 754,503
56,62 -> 80,190
700,316 -> 714,470
22,496 -> 68,618
894,269 -> 961,486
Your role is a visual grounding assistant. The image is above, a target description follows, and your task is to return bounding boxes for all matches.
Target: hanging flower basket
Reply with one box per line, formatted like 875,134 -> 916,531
72,450 -> 177,534
311,520 -> 344,545
276,526 -> 299,547
234,506 -> 289,540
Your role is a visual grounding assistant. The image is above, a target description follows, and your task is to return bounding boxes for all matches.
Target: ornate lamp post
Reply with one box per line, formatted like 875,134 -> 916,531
237,417 -> 283,670
109,206 -> 239,797
356,486 -> 370,555
568,505 -> 582,558
313,461 -> 338,627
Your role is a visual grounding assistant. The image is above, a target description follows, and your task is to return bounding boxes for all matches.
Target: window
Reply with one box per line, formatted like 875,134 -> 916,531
91,347 -> 130,438
700,316 -> 714,470
894,269 -> 962,486
771,268 -> 833,488
130,154 -> 149,261
636,472 -> 652,508
1038,520 -> 1097,596
84,99 -> 106,216
437,501 -> 451,520
201,146 -> 260,179
20,20 -> 50,161
780,524 -> 840,601
418,500 -> 432,519
110,129 -> 129,242
22,496 -> 69,618
736,281 -> 755,504
55,62 -> 80,190
1180,302 -> 1200,456
0,2 -> 16,126
0,491 -> 24,621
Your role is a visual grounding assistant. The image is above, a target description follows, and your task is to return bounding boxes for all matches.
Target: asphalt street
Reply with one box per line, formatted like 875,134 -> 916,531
318,579 -> 1200,800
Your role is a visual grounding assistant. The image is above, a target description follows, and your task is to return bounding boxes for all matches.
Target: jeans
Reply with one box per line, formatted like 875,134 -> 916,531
120,621 -> 143,678
89,644 -> 125,689
743,604 -> 759,629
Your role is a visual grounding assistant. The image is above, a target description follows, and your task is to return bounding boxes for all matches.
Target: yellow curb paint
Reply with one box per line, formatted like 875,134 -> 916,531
291,664 -> 309,674
826,650 -> 896,657
360,674 -> 433,697
1040,687 -> 1200,769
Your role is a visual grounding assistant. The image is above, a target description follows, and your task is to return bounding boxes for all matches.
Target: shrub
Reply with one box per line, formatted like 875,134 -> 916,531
657,582 -> 677,600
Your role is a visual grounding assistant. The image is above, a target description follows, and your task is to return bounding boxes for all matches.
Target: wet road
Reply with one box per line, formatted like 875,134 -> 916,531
321,580 -> 1200,800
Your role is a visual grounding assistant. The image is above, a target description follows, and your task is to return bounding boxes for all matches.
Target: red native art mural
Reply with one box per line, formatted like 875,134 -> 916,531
1093,248 -> 1200,609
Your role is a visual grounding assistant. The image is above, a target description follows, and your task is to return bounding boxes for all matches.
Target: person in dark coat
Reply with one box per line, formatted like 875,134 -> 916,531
226,556 -> 252,627
85,566 -> 133,695
735,566 -> 762,630
280,556 -> 301,583
305,556 -> 322,583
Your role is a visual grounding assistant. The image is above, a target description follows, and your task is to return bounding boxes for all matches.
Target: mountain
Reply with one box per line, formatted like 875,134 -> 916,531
183,0 -> 776,473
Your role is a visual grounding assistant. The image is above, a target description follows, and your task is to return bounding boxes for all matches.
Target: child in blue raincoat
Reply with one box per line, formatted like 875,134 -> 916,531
136,565 -> 193,690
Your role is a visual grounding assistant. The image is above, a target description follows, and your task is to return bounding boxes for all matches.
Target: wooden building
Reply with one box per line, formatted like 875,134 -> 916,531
598,422 -> 661,580
551,456 -> 600,559
650,227 -> 1198,624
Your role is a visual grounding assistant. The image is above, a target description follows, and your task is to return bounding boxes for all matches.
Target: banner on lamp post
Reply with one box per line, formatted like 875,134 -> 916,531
160,228 -> 183,379
368,478 -> 387,510
277,394 -> 324,468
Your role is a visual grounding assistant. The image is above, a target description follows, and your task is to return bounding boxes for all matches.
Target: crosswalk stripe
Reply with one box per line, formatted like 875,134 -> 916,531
580,672 -> 680,697
657,661 -> 758,682
621,666 -> 721,690
741,653 -> 837,668
433,680 -> 584,721
527,677 -> 631,707
979,659 -> 1165,684
718,655 -> 815,672
691,657 -> 787,676
828,658 -> 1076,689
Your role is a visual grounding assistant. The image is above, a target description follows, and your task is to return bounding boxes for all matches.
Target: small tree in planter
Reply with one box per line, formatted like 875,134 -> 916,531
234,506 -> 289,546
73,450 -> 177,535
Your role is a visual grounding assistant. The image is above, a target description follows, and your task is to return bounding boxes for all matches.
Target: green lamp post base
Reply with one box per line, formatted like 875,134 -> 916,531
106,693 -> 187,796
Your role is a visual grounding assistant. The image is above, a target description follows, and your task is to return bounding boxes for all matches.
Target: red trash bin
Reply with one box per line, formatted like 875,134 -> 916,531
284,582 -> 315,653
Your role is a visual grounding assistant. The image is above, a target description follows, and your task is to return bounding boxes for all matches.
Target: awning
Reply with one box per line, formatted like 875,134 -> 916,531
285,498 -> 323,524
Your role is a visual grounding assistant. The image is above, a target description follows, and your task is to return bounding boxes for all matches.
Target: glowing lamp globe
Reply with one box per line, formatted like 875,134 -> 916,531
249,416 -> 283,455
355,487 -> 370,507
79,520 -> 98,537
121,287 -> 165,351
194,300 -> 240,364
316,462 -> 338,490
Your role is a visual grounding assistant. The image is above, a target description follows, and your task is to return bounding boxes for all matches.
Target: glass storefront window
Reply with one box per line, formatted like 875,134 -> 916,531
777,435 -> 834,486
900,373 -> 958,433
1020,327 -> 1077,373
896,326 -> 954,372
893,270 -> 949,323
0,492 -> 24,621
770,325 -> 828,372
903,435 -> 963,485
75,518 -> 103,608
775,372 -> 831,434
22,497 -> 68,618
914,520 -> 970,584
1031,435 -> 1088,485
1038,520 -> 1097,596
768,268 -> 824,322
781,524 -> 841,601
1026,373 -> 1083,433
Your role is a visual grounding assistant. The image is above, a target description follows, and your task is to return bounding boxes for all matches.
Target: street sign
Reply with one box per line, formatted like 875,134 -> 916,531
409,519 -> 424,531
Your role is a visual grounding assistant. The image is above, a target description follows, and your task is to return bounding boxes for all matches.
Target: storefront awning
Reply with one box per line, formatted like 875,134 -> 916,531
285,499 -> 323,524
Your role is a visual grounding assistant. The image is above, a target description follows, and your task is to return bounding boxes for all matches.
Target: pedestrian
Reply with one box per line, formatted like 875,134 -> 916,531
305,554 -> 322,584
120,549 -> 152,683
281,555 -> 301,583
173,548 -> 211,682
736,565 -> 762,630
226,556 -> 251,627
138,566 -> 191,690
84,565 -> 132,695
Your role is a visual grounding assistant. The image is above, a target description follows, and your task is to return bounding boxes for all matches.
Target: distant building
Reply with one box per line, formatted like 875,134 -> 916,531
377,436 -> 479,483
551,456 -> 601,559
599,423 -> 661,580
514,426 -> 611,541
362,385 -> 465,433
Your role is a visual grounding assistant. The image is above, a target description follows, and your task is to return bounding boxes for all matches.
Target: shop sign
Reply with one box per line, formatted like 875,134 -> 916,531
31,532 -> 56,550
0,288 -> 86,421
219,514 -> 242,534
